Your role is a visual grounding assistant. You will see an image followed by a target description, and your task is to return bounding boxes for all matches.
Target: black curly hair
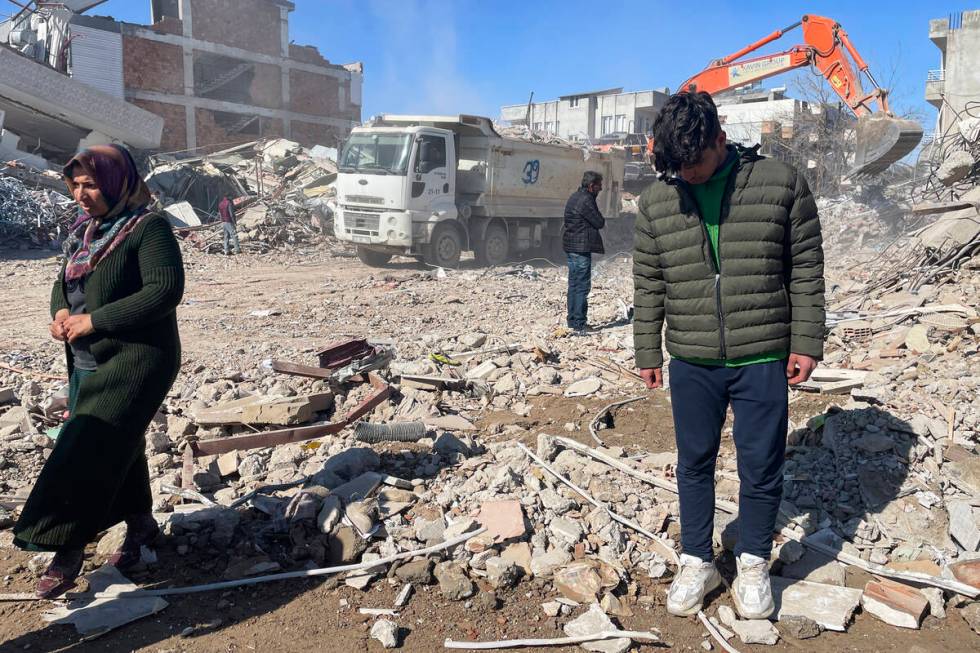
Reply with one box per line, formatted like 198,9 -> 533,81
652,91 -> 722,174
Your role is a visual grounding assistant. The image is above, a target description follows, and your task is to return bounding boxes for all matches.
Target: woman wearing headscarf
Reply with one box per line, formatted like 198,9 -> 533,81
13,145 -> 185,599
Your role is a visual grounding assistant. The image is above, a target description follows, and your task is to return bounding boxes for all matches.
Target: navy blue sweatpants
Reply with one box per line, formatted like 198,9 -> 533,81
668,358 -> 788,561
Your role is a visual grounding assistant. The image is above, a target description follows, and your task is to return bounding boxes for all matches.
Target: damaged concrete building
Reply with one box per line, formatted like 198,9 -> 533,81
0,0 -> 362,164
500,88 -> 670,142
0,1 -> 163,167
926,10 -> 980,135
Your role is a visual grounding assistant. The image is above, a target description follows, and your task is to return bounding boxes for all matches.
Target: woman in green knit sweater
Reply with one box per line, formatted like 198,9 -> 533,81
14,145 -> 184,599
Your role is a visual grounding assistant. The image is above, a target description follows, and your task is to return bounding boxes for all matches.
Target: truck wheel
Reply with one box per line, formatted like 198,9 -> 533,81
356,246 -> 392,267
475,224 -> 509,266
424,223 -> 462,268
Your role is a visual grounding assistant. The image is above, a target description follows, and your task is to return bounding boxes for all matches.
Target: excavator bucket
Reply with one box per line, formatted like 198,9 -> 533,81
850,114 -> 924,177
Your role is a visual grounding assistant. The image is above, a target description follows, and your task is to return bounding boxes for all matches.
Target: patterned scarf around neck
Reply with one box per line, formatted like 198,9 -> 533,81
63,210 -> 147,282
61,145 -> 153,282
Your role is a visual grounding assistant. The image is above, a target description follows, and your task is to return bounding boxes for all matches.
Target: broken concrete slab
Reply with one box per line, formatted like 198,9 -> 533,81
425,414 -> 477,431
563,602 -> 630,653
861,579 -> 929,629
193,391 -> 333,426
770,575 -> 861,632
41,565 -> 168,636
779,548 -> 846,587
331,472 -> 383,503
948,501 -> 980,552
564,377 -> 601,398
945,458 -> 980,496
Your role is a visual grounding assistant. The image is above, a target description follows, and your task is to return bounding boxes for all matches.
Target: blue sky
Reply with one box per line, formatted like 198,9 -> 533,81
93,0 -> 973,129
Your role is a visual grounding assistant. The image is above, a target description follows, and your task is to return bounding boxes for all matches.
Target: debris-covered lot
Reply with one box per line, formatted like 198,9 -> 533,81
0,180 -> 979,651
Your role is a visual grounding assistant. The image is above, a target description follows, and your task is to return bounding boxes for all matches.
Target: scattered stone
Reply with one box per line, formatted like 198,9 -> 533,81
530,548 -> 572,578
921,587 -> 946,619
549,517 -> 583,545
960,602 -> 980,635
485,556 -> 521,589
554,561 -> 602,603
542,601 -> 562,617
563,602 -> 630,653
370,618 -> 399,648
717,605 -> 737,629
434,561 -> 474,600
564,377 -> 601,397
732,619 -> 780,645
395,559 -> 433,585
501,542 -> 533,576
778,614 -> 821,640
948,559 -> 980,592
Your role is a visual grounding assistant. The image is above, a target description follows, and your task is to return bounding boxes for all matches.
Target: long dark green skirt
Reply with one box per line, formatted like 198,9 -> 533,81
13,369 -> 152,552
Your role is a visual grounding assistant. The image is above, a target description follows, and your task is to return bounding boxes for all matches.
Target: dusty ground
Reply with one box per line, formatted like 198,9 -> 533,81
0,248 -> 977,652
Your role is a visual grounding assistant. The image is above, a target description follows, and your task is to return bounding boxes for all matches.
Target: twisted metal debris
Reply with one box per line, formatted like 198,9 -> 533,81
0,176 -> 75,245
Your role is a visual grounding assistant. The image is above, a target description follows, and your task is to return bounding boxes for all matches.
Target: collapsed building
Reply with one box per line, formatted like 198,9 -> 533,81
0,0 -> 363,166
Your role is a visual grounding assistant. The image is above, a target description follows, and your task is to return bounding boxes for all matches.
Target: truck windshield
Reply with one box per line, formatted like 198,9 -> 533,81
338,133 -> 412,175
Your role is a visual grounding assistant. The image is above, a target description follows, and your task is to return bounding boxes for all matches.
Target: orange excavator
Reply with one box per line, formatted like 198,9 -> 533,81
676,14 -> 923,176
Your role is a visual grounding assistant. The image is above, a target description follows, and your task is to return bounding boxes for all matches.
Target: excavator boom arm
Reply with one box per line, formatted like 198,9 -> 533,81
679,15 -> 885,117
675,14 -> 922,175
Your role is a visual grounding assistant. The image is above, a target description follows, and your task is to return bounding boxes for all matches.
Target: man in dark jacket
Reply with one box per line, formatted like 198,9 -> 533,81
563,171 -> 605,335
634,92 -> 824,619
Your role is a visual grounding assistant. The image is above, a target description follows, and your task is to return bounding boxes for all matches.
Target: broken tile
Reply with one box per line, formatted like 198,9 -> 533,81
476,499 -> 526,541
861,579 -> 929,629
947,559 -> 980,591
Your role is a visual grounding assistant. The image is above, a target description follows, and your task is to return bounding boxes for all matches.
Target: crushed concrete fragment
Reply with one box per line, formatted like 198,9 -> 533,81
563,602 -> 630,653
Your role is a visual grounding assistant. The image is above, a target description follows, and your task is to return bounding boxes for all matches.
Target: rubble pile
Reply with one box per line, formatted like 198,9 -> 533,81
914,108 -> 980,204
0,173 -> 74,248
151,138 -> 340,254
1,177 -> 979,647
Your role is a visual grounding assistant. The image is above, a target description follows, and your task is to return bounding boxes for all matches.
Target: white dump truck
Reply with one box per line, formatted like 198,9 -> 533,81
333,114 -> 625,267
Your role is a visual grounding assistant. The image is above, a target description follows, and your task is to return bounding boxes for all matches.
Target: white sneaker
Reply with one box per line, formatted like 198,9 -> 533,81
666,553 -> 722,616
732,552 -> 775,619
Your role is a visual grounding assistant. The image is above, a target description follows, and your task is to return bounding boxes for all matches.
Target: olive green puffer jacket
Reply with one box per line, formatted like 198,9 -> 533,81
633,146 -> 825,369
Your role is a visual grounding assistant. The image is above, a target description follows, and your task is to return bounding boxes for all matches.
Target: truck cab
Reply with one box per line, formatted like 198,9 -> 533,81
335,114 -> 625,268
335,124 -> 458,266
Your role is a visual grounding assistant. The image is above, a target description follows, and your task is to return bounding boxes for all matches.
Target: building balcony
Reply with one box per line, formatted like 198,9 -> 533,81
929,17 -> 949,49
925,69 -> 945,107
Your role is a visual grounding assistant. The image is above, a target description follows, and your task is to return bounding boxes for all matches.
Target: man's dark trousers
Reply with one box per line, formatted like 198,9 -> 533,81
566,252 -> 591,330
668,358 -> 788,561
